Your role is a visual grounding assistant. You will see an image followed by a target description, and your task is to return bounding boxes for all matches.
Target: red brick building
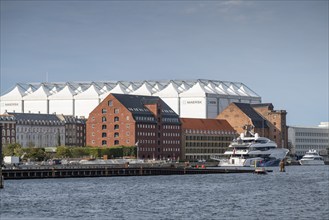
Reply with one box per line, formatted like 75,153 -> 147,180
181,118 -> 236,160
87,93 -> 181,160
217,102 -> 288,148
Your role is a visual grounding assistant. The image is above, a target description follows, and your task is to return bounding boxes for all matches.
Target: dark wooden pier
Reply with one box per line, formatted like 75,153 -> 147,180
2,165 -> 255,180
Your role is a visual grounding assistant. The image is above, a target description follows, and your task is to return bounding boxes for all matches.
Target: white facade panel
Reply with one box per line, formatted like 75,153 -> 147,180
206,97 -> 218,118
24,100 -> 48,114
180,97 -> 206,118
1,79 -> 262,119
218,98 -> 230,114
75,99 -> 100,118
49,100 -> 74,115
1,101 -> 23,113
161,97 -> 180,115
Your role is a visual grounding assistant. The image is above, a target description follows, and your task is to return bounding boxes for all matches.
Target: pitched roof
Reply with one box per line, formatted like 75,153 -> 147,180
251,103 -> 274,110
8,112 -> 62,124
233,103 -> 269,128
180,118 -> 235,131
111,93 -> 179,123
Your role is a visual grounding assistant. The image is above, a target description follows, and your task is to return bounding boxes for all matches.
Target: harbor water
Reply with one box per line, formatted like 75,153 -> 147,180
1,166 -> 328,220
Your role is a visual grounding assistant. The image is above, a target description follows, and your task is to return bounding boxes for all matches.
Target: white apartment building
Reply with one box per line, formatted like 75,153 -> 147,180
288,122 -> 329,158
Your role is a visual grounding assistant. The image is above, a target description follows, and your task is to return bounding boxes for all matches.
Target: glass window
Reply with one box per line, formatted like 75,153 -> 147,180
114,124 -> 119,130
108,100 -> 113,106
114,108 -> 119,114
102,117 -> 107,122
114,117 -> 119,122
102,140 -> 107,145
114,132 -> 119,138
102,108 -> 107,114
102,132 -> 107,137
102,125 -> 107,130
114,140 -> 119,145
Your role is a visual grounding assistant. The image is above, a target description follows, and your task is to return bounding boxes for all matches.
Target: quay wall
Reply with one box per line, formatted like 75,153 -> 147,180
2,165 -> 254,180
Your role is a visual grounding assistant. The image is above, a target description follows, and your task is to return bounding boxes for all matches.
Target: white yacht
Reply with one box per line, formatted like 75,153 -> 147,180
214,132 -> 289,167
299,150 -> 325,165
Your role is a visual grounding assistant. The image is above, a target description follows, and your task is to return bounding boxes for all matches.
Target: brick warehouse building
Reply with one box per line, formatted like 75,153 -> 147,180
87,93 -> 181,160
217,102 -> 288,148
180,118 -> 236,161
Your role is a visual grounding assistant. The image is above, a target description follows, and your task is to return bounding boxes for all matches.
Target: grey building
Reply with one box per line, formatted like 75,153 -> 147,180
9,112 -> 65,148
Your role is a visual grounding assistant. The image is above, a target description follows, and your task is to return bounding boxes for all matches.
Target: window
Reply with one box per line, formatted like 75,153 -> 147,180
102,117 -> 107,122
114,117 -> 119,122
114,108 -> 119,114
102,140 -> 107,145
114,140 -> 119,145
108,100 -> 113,106
102,125 -> 107,130
126,116 -> 130,120
114,132 -> 119,138
102,108 -> 107,114
102,132 -> 107,138
114,124 -> 119,130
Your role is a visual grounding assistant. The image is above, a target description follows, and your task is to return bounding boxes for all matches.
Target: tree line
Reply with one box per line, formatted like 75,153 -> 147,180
2,143 -> 137,162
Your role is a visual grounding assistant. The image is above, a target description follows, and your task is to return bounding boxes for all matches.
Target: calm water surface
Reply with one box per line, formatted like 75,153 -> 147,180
0,166 -> 328,220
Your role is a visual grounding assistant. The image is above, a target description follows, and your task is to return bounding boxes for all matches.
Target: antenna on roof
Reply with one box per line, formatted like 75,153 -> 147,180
46,72 -> 49,83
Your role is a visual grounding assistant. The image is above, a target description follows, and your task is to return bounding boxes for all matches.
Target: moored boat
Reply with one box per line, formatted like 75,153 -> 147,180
299,149 -> 325,165
214,132 -> 289,167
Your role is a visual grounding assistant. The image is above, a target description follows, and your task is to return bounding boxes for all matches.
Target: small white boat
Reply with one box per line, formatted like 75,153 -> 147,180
299,150 -> 325,165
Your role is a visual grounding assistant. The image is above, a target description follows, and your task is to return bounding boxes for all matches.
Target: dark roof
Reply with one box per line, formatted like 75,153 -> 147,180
233,103 -> 269,129
61,115 -> 86,124
8,112 -> 63,125
251,103 -> 274,110
111,94 -> 179,124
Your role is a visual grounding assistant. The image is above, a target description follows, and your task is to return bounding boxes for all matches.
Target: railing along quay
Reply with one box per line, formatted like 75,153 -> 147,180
2,165 -> 255,180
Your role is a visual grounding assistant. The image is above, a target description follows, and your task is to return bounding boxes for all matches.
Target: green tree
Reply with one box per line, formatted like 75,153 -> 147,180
56,146 -> 72,158
3,143 -> 23,157
24,148 -> 47,161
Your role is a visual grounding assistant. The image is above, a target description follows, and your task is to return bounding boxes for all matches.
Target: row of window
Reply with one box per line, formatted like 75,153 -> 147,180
137,124 -> 156,129
296,132 -> 328,137
135,116 -> 155,122
163,148 -> 180,152
295,145 -> 328,149
162,118 -> 179,123
186,149 -> 223,154
163,140 -> 180,145
101,140 -> 120,145
137,132 -> 155,137
1,137 -> 15,144
296,139 -> 329,143
163,133 -> 180,137
186,136 -> 232,141
186,142 -> 228,147
103,108 -> 119,114
2,129 -> 15,136
140,139 -> 156,144
185,129 -> 235,135
163,125 -> 180,130
16,127 -> 65,133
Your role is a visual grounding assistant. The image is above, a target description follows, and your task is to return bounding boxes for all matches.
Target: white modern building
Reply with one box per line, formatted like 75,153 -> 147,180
0,79 -> 261,119
288,122 -> 329,158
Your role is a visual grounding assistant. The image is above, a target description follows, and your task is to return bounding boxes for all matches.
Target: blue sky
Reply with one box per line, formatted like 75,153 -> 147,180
1,0 -> 328,126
